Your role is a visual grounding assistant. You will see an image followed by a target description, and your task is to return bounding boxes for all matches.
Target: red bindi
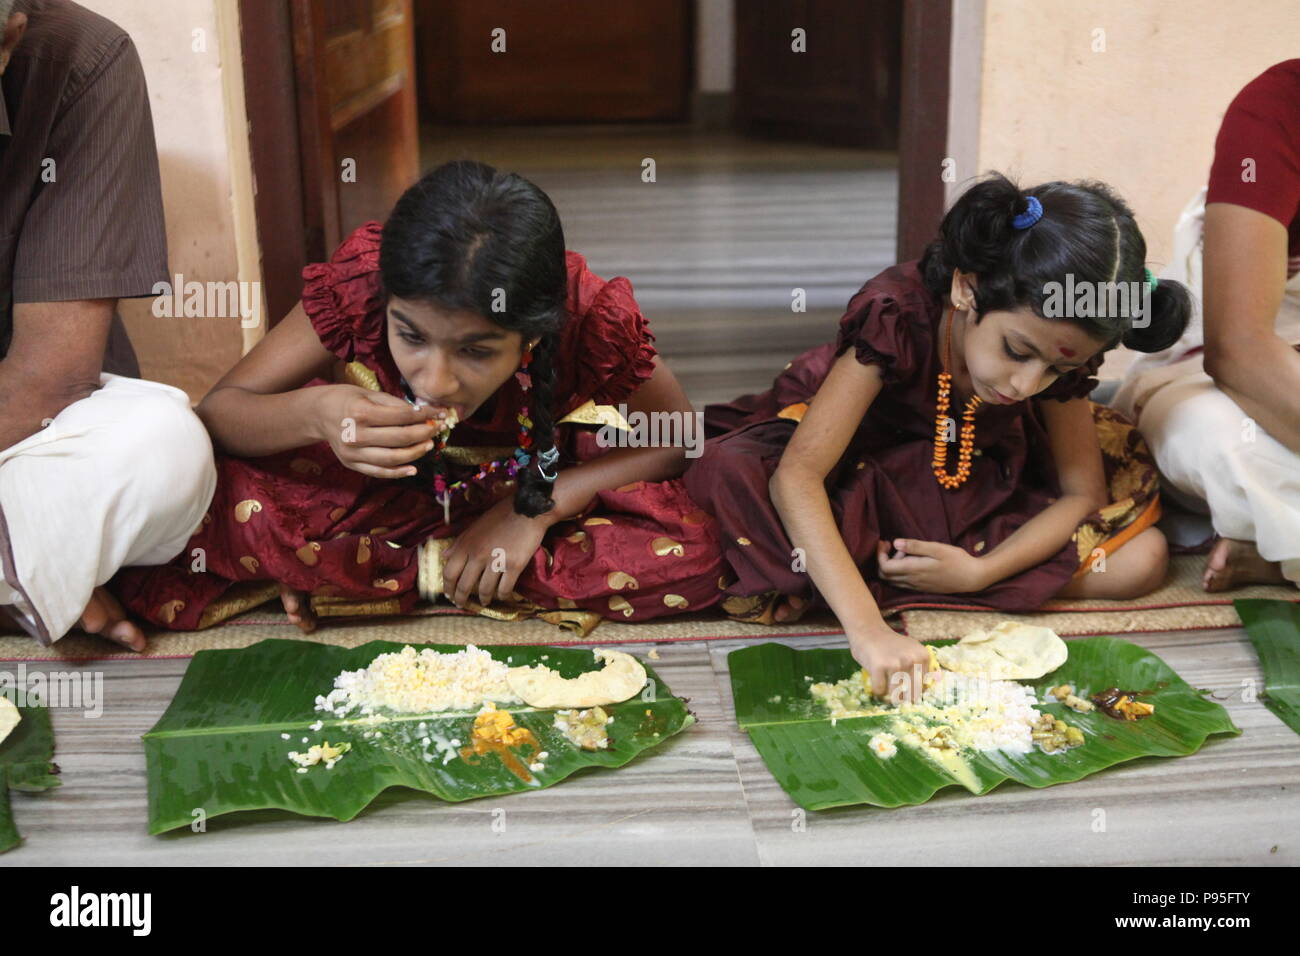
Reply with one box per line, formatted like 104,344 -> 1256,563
1057,345 -> 1076,357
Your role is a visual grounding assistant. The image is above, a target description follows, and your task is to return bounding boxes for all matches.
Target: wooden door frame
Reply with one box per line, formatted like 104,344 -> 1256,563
239,0 -> 960,321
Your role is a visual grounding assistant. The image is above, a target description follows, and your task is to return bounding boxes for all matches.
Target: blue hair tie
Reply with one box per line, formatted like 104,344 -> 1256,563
513,448 -> 531,466
1012,195 -> 1043,230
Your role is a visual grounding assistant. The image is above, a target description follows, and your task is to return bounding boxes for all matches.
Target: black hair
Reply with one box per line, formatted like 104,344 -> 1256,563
919,172 -> 1190,352
379,160 -> 567,518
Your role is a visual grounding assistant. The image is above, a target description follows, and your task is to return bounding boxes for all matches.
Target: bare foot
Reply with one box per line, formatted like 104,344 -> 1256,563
78,586 -> 146,652
278,583 -> 318,634
1202,537 -> 1286,592
773,595 -> 805,624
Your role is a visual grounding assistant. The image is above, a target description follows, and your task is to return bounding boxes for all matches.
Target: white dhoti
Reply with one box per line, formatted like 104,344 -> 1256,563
0,374 -> 217,643
1113,189 -> 1300,586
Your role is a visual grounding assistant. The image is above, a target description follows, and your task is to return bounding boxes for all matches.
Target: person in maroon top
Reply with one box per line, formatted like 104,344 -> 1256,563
685,175 -> 1191,694
113,162 -> 725,633
1115,59 -> 1300,592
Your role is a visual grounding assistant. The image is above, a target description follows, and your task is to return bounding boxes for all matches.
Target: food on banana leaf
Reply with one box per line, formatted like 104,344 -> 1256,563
935,621 -> 1068,679
1047,683 -> 1096,713
461,703 -> 545,782
288,740 -> 351,771
316,644 -> 522,717
507,648 -> 647,708
812,669 -> 1047,755
0,697 -> 19,746
1031,713 -> 1085,752
868,732 -> 897,758
554,706 -> 612,750
1091,687 -> 1156,720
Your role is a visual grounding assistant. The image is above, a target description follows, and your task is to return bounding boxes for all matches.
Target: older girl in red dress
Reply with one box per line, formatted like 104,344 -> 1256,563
113,161 -> 723,633
684,175 -> 1193,694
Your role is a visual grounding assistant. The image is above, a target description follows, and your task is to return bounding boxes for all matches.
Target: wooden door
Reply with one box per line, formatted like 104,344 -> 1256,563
291,0 -> 420,263
734,0 -> 902,148
414,0 -> 692,124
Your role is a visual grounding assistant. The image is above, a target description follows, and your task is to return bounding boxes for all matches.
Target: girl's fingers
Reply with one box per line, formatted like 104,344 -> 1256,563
352,442 -> 434,468
358,392 -> 433,423
442,550 -> 468,601
357,422 -> 440,449
477,565 -> 503,607
348,461 -> 418,480
453,559 -> 484,607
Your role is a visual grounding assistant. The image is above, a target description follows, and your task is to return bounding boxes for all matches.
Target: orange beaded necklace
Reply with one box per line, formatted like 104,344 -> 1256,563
932,306 -> 982,490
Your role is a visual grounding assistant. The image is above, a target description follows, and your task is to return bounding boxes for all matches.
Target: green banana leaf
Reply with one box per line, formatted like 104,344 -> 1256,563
144,639 -> 692,835
729,637 -> 1239,811
1235,598 -> 1300,735
0,702 -> 61,853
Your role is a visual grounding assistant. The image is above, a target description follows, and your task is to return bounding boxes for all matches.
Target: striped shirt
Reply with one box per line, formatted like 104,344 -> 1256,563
0,0 -> 168,376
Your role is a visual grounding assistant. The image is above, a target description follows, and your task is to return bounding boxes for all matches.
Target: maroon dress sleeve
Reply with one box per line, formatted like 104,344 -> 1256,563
300,221 -> 386,362
1036,350 -> 1103,402
557,254 -> 658,409
833,291 -> 920,386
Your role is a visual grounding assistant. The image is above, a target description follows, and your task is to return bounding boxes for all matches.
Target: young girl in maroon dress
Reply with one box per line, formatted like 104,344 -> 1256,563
113,161 -> 724,634
683,174 -> 1192,694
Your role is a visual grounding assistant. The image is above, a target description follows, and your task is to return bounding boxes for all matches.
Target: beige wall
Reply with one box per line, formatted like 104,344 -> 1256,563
81,0 -> 260,401
966,0 -> 1300,267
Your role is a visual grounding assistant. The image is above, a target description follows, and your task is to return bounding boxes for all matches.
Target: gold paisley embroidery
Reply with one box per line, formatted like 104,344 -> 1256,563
583,517 -> 613,527
682,510 -> 709,526
329,507 -> 347,523
718,575 -> 729,590
290,458 -> 322,476
239,556 -> 259,574
608,595 -> 634,617
565,531 -> 591,553
651,536 -> 685,557
369,526 -> 390,535
158,599 -> 186,624
345,360 -> 380,392
607,571 -> 640,591
357,536 -> 372,564
386,540 -> 402,549
234,499 -> 262,523
973,540 -> 986,553
296,542 -> 322,566
663,594 -> 689,609
736,537 -> 752,546
372,578 -> 401,591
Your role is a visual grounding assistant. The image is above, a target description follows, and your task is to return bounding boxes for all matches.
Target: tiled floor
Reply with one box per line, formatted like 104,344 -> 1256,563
4,626 -> 1293,866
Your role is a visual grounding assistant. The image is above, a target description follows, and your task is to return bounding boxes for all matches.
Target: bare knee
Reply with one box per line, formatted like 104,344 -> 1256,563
1112,527 -> 1169,598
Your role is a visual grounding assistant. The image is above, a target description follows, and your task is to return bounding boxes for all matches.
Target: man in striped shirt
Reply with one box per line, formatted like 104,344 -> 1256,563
0,0 -> 215,649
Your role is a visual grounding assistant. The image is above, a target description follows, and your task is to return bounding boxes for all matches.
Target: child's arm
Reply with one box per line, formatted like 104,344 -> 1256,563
970,395 -> 1108,583
769,351 -> 932,697
441,356 -> 696,607
197,303 -> 438,474
542,356 -> 696,521
885,395 -> 1107,592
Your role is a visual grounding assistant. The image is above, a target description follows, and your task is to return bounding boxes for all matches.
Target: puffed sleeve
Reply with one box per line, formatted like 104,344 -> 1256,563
833,291 -> 918,386
559,263 -> 658,408
1037,351 -> 1103,402
300,221 -> 386,361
